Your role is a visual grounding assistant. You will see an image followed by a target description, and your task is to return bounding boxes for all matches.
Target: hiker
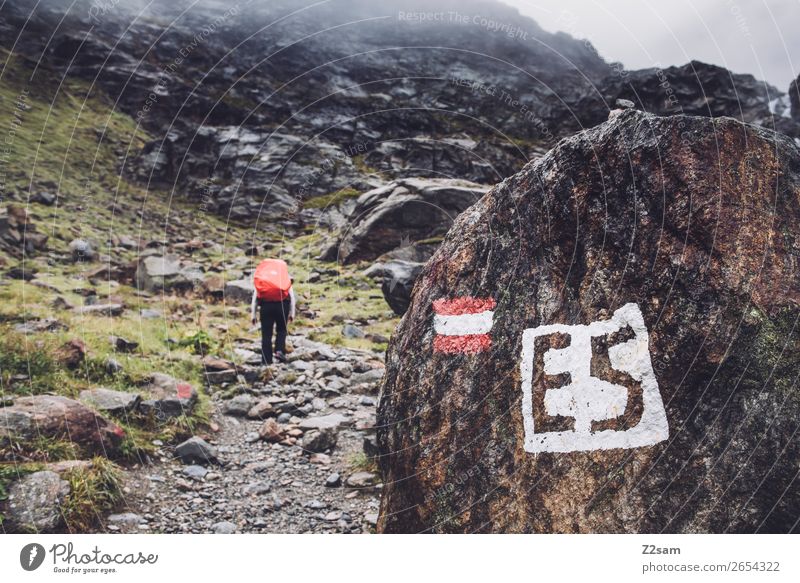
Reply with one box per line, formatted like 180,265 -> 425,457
250,258 -> 296,365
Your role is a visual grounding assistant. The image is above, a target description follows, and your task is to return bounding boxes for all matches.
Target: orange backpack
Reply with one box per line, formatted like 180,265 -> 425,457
253,259 -> 292,301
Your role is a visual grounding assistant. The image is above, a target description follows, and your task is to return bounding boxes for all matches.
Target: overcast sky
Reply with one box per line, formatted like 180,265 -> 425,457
502,0 -> 799,90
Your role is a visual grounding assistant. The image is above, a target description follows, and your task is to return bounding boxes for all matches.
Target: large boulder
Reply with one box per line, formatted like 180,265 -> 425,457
4,470 -> 70,532
0,395 -> 125,455
320,178 -> 489,264
377,111 -> 800,534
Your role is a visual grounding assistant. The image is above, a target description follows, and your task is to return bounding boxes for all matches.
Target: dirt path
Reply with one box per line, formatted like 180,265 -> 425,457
104,338 -> 383,534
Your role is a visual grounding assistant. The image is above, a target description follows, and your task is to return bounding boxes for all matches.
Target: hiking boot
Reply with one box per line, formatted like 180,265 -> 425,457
274,350 -> 287,363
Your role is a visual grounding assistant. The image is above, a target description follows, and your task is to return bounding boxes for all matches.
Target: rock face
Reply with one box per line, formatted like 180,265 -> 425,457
377,111 -> 800,533
4,470 -> 70,532
602,61 -> 780,125
321,178 -> 489,263
1,0 -> 609,220
0,395 -> 124,455
4,1 -> 800,229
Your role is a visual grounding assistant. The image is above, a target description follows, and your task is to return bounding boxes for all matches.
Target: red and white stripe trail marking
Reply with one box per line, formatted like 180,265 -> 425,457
432,297 -> 496,354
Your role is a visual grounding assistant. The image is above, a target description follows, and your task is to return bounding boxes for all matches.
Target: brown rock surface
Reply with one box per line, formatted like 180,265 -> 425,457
0,395 -> 125,455
377,111 -> 800,533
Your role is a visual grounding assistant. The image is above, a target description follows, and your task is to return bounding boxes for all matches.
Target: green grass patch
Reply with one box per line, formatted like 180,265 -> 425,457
348,451 -> 378,474
302,187 -> 361,209
62,457 -> 123,532
0,329 -> 69,396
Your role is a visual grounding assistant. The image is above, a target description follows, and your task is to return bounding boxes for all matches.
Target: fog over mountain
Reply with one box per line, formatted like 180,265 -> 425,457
504,0 -> 799,90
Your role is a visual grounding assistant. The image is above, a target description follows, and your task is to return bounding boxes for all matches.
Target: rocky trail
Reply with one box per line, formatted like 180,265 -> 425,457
105,336 -> 384,534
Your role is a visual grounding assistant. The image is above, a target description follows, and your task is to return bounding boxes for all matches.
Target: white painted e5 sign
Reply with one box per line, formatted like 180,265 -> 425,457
520,303 -> 669,453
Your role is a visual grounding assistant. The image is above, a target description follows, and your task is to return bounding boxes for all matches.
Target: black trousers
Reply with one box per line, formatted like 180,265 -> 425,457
259,298 -> 291,364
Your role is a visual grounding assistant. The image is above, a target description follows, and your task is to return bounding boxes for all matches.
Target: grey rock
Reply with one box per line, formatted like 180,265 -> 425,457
363,435 -> 379,460
13,318 -> 66,334
247,398 -> 277,419
31,191 -> 57,206
139,373 -> 197,419
380,261 -> 424,315
224,279 -> 254,304
247,461 -> 271,474
73,303 -> 124,316
325,473 -> 342,488
69,238 -> 95,262
5,470 -> 70,532
324,362 -> 353,378
79,388 -> 140,415
110,335 -> 138,352
289,360 -> 314,372
342,324 -> 365,338
104,357 -> 123,374
321,178 -> 489,264
116,235 -> 139,249
135,255 -> 188,292
302,427 -> 338,454
222,394 -> 256,416
183,465 -> 209,481
351,369 -> 385,385
346,471 -> 379,489
298,413 -> 349,431
205,369 -> 238,385
107,513 -> 146,530
174,437 -> 220,465
324,510 -> 343,521
241,481 -> 272,496
211,521 -> 236,534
